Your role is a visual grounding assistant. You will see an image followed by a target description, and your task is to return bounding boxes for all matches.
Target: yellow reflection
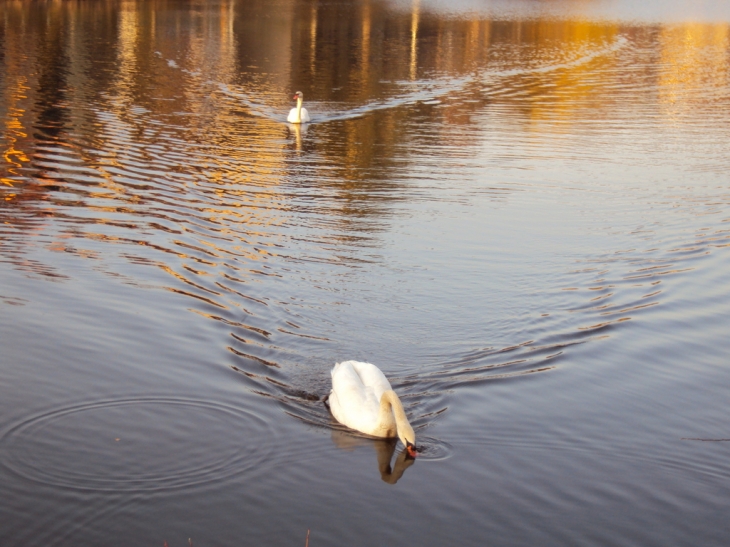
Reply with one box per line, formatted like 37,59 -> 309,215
186,0 -> 238,88
5,0 -> 730,267
409,0 -> 420,80
361,1 -> 371,81
464,19 -> 489,69
519,20 -> 620,130
118,6 -> 139,94
310,3 -> 318,74
2,77 -> 31,177
658,23 -> 730,119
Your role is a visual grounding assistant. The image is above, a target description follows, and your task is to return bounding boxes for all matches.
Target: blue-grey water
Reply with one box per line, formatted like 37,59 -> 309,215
2,1 -> 730,545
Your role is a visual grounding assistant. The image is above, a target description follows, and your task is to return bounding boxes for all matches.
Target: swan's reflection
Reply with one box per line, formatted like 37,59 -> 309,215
287,122 -> 308,151
330,428 -> 416,484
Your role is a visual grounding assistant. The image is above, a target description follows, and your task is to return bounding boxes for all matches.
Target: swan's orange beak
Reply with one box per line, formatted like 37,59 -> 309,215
406,442 -> 418,458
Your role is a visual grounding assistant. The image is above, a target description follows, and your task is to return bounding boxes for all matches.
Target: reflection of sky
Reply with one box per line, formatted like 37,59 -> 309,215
391,0 -> 730,23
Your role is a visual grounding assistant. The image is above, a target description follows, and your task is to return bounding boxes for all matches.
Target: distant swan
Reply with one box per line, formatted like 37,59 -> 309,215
287,91 -> 311,124
329,360 -> 418,457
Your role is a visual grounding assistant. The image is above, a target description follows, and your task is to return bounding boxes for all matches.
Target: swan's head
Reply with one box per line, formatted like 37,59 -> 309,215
293,91 -> 304,101
399,423 -> 418,458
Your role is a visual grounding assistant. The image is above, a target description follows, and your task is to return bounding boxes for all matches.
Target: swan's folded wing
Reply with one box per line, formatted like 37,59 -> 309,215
350,361 -> 392,400
330,361 -> 382,435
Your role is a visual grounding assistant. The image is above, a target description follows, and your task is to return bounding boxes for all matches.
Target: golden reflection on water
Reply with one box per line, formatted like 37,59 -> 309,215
2,78 -> 30,178
521,21 -> 620,127
1,19 -> 32,187
410,0 -> 420,80
658,23 -> 730,118
1,0 -> 729,257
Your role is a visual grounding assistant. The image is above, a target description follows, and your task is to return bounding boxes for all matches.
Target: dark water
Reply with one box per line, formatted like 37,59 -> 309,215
2,1 -> 730,545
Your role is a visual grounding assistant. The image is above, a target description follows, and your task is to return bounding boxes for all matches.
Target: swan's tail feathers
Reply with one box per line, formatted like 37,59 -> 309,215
331,362 -> 340,378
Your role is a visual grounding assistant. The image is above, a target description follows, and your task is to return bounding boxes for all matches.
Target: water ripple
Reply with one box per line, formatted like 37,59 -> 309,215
0,397 -> 276,492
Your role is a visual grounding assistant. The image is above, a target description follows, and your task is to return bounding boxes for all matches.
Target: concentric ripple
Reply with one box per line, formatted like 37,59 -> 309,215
0,397 -> 275,492
412,436 -> 454,461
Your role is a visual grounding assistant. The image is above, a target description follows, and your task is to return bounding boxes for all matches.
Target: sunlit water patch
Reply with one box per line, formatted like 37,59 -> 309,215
2,2 -> 730,546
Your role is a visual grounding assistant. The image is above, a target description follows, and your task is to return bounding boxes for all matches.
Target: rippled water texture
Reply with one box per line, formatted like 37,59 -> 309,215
2,1 -> 730,546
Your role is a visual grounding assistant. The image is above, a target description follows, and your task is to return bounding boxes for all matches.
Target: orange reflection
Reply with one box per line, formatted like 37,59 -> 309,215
2,75 -> 31,182
2,0 -> 730,275
658,23 -> 730,119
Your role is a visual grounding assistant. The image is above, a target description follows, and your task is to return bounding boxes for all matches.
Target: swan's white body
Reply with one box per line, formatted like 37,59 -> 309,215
287,91 -> 311,124
329,361 -> 416,450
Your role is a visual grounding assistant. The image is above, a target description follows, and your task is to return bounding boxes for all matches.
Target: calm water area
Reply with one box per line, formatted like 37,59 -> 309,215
2,0 -> 730,545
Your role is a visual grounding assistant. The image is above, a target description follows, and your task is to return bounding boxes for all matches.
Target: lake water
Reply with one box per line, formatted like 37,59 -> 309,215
2,1 -> 730,545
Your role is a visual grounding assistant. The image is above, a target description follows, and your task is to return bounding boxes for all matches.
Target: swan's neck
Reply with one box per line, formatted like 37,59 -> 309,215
294,97 -> 303,122
379,390 -> 415,446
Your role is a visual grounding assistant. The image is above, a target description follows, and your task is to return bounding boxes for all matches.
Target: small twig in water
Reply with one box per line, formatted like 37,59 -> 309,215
305,529 -> 310,547
681,437 -> 730,442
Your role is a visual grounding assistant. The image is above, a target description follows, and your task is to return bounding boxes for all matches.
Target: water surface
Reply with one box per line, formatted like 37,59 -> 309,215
2,1 -> 730,545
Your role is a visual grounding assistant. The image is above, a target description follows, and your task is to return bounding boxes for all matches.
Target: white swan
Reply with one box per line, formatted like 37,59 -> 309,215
287,91 -> 311,124
329,360 -> 418,457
